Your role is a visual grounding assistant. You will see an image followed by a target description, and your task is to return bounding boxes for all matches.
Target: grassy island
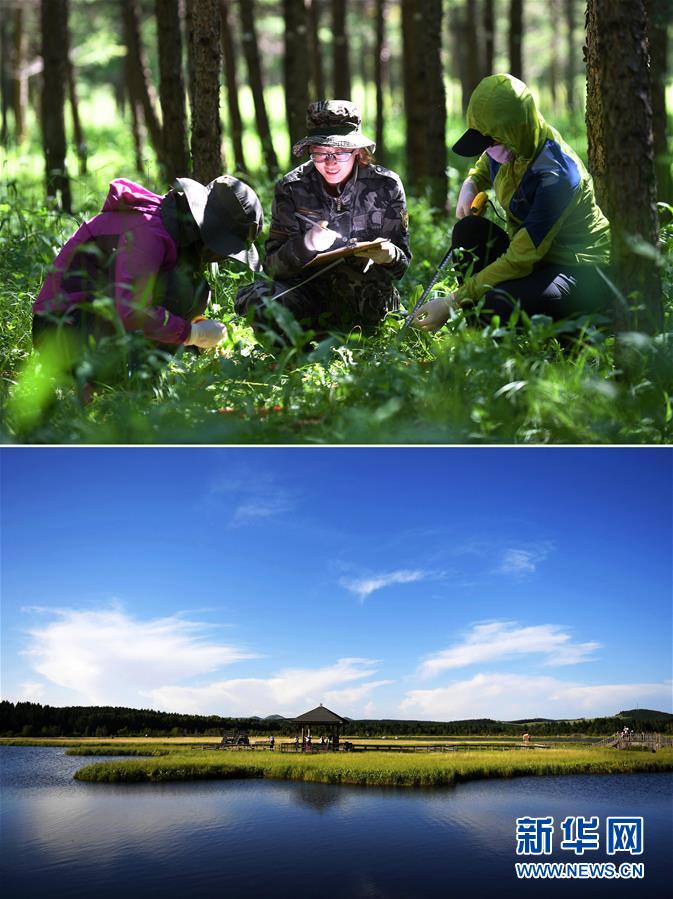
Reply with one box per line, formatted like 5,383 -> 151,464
72,746 -> 673,788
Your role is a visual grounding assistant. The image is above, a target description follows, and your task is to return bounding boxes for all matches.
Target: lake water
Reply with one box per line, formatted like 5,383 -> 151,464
1,747 -> 671,898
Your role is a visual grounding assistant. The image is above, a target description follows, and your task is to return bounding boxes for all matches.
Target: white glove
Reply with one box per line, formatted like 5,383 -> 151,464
184,319 -> 227,348
411,295 -> 454,332
354,239 -> 397,266
304,221 -> 339,252
456,178 -> 479,219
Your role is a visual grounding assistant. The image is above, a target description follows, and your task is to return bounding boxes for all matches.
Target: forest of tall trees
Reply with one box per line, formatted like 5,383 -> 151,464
1,0 -> 669,331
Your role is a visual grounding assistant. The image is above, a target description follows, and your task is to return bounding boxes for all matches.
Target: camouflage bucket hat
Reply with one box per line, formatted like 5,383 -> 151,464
292,100 -> 376,157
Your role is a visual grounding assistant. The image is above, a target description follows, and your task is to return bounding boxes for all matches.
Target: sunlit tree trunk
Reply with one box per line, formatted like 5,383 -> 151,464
549,0 -> 559,112
646,0 -> 672,205
40,0 -> 71,211
585,0 -> 662,332
220,0 -> 246,173
156,0 -> 190,181
12,6 -> 27,143
67,58 -> 87,175
284,0 -> 309,168
421,0 -> 447,211
565,0 -> 577,113
186,0 -> 223,183
402,0 -> 424,183
238,0 -> 278,176
121,0 -> 166,177
374,0 -> 387,161
306,0 -> 325,99
483,0 -> 494,76
402,0 -> 447,210
509,0 -> 523,79
332,0 -> 351,98
1,13 -> 11,144
465,0 -> 480,100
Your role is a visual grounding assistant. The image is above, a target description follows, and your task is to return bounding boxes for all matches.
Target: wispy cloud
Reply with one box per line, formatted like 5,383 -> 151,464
418,621 -> 601,678
401,674 -> 673,721
451,539 -> 553,580
20,605 -> 258,707
340,569 -> 430,601
497,545 -> 551,577
208,472 -> 298,526
146,657 -> 385,717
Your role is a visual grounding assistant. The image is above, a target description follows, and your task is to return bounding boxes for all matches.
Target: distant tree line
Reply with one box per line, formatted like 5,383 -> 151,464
2,701 -> 671,738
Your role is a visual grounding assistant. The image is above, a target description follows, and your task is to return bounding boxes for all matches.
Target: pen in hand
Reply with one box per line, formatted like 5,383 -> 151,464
295,212 -> 331,230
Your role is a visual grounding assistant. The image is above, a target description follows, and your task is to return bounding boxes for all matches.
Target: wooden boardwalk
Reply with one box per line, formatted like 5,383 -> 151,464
595,731 -> 673,751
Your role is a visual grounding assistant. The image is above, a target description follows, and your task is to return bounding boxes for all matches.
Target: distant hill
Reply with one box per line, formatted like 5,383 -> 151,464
1,701 -> 672,738
617,708 -> 673,721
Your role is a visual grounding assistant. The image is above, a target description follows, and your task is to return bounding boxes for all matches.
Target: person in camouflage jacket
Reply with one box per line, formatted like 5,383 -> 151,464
235,101 -> 411,340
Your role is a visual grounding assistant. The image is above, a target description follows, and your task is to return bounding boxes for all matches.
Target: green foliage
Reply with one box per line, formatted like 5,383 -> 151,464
4,701 -> 672,739
72,746 -> 673,786
2,94 -> 672,445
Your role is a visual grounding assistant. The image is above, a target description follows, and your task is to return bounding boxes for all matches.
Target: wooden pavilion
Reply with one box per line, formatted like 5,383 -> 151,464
292,703 -> 348,751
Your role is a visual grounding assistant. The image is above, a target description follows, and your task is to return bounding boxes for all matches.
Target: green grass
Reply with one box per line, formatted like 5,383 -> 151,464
72,746 -> 673,787
2,89 -> 672,444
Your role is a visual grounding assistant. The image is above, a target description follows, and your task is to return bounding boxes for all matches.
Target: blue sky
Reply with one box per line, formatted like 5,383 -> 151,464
1,447 -> 671,722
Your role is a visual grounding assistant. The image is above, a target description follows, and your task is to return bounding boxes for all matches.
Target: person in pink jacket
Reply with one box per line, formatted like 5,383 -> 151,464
33,175 -> 263,366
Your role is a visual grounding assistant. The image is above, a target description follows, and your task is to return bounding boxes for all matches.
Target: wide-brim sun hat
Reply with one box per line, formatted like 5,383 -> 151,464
174,175 -> 264,271
292,100 -> 376,158
452,127 -> 495,157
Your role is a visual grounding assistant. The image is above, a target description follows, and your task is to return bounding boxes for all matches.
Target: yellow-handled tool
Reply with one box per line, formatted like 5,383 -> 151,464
470,191 -> 488,216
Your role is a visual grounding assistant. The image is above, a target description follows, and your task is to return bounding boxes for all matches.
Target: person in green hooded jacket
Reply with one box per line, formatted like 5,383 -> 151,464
412,74 -> 612,330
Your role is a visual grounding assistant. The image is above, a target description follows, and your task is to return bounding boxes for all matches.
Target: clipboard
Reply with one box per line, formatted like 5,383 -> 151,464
304,239 -> 385,268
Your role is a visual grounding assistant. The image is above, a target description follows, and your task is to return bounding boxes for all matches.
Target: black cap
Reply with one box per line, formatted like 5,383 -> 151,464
452,128 -> 494,157
173,175 -> 264,271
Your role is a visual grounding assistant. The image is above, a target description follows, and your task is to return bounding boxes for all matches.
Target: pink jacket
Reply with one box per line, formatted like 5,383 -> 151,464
34,179 -> 191,344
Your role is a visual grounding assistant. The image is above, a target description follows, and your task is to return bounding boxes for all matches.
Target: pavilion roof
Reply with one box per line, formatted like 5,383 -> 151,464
292,704 -> 348,724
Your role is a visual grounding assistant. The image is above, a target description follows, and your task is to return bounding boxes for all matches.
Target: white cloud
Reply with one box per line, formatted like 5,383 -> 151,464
146,657 -> 383,717
400,673 -> 673,721
208,472 -> 297,526
418,621 -> 601,678
498,544 -> 551,576
15,681 -> 47,702
340,569 -> 428,601
21,606 -> 258,707
324,680 -> 393,706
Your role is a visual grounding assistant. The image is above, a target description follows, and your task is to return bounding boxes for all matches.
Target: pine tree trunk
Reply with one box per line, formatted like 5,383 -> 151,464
549,0 -> 559,112
121,0 -> 166,178
67,59 -> 87,175
585,0 -> 662,332
238,0 -> 278,177
401,0 -> 425,186
307,0 -> 325,99
565,0 -> 576,113
465,0 -> 480,100
483,0 -> 494,76
186,0 -> 223,184
1,12 -> 11,144
155,0 -> 190,182
283,0 -> 309,168
509,0 -> 523,79
40,0 -> 71,211
12,7 -> 27,143
332,0 -> 351,98
646,0 -> 672,206
374,0 -> 386,161
220,0 -> 246,173
421,0 -> 447,211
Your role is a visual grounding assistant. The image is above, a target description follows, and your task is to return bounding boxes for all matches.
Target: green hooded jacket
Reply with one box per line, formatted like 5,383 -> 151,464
458,74 -> 610,303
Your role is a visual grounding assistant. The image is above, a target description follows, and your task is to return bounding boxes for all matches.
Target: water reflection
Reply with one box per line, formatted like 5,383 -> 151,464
1,747 -> 671,899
